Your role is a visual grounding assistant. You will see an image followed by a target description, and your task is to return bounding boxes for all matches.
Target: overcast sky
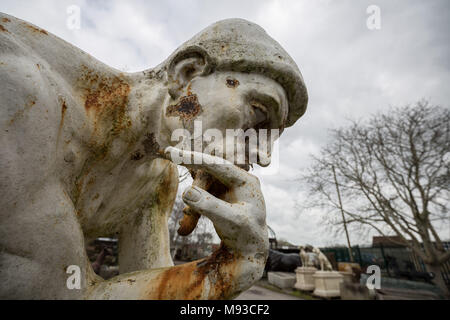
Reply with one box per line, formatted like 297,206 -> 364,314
1,0 -> 449,246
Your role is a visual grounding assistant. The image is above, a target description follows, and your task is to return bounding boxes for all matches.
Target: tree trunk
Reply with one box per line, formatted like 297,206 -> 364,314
426,263 -> 449,298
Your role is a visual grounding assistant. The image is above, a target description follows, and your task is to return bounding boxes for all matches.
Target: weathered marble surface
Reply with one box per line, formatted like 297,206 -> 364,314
0,13 -> 307,299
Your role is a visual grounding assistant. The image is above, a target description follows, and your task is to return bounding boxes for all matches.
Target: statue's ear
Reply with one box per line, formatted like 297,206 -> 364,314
167,50 -> 209,99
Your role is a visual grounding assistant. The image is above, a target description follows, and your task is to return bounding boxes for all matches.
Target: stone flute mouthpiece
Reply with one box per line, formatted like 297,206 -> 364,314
177,169 -> 214,236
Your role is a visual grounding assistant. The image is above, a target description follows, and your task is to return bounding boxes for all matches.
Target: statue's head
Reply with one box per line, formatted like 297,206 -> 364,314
158,19 -> 308,168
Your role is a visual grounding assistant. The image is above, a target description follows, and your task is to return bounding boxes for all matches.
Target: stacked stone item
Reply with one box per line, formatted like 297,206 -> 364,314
294,247 -> 345,298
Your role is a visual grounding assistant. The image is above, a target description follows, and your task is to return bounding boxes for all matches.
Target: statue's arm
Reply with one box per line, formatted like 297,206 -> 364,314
88,147 -> 268,300
88,244 -> 263,299
118,160 -> 179,273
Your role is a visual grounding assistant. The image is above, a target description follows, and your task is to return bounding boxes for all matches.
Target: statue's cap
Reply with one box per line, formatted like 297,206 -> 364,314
168,18 -> 308,128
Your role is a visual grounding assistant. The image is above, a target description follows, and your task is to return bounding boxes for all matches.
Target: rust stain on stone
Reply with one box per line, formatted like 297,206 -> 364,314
155,162 -> 177,210
25,24 -> 48,35
0,24 -> 8,32
61,100 -> 67,121
79,65 -> 131,137
145,243 -> 239,300
72,165 -> 92,208
27,99 -> 36,108
9,95 -> 36,125
2,18 -> 11,23
57,100 -> 67,140
186,82 -> 193,96
142,132 -> 161,157
226,78 -> 239,88
130,150 -> 144,161
166,94 -> 202,120
70,67 -> 132,208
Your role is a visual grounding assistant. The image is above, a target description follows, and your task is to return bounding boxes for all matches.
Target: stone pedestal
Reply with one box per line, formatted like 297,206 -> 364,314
313,271 -> 344,298
294,267 -> 317,291
267,272 -> 297,289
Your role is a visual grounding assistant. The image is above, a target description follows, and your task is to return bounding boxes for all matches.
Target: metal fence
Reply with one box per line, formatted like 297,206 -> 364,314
321,244 -> 450,288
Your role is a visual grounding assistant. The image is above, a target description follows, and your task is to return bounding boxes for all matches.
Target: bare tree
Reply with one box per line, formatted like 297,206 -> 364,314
167,167 -> 193,258
168,195 -> 186,257
301,100 -> 450,295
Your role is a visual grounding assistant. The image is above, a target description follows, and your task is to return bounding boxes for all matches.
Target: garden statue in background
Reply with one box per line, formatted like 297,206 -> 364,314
313,247 -> 333,271
299,246 -> 311,267
294,246 -> 317,291
0,13 -> 308,299
311,247 -> 343,298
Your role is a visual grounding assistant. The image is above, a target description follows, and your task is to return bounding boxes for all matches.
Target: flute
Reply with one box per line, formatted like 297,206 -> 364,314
177,169 -> 214,236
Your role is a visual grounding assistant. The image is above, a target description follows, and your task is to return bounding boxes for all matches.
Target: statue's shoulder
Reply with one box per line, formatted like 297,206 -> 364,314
0,13 -> 54,51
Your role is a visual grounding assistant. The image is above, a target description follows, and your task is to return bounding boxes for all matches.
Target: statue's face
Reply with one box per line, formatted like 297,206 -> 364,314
163,71 -> 288,169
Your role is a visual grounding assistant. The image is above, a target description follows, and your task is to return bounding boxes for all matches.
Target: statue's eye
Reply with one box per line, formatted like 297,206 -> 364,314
250,101 -> 268,127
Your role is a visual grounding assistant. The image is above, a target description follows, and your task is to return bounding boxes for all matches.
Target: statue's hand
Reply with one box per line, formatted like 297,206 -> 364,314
88,147 -> 268,299
165,146 -> 268,258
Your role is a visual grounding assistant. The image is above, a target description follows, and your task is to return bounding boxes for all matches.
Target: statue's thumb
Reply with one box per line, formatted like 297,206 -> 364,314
182,186 -> 203,204
178,187 -> 204,236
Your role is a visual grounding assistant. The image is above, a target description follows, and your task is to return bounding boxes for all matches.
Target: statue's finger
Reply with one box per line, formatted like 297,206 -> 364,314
181,186 -> 238,227
165,146 -> 251,188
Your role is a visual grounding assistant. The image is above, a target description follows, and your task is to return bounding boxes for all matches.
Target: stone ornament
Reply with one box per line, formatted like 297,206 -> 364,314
312,247 -> 333,271
294,266 -> 317,291
313,271 -> 344,298
0,13 -> 308,299
299,246 -> 310,267
310,248 -> 344,298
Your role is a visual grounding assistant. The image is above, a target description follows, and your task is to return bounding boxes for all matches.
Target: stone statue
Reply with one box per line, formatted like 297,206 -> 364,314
0,13 -> 307,299
312,247 -> 333,271
299,246 -> 310,267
